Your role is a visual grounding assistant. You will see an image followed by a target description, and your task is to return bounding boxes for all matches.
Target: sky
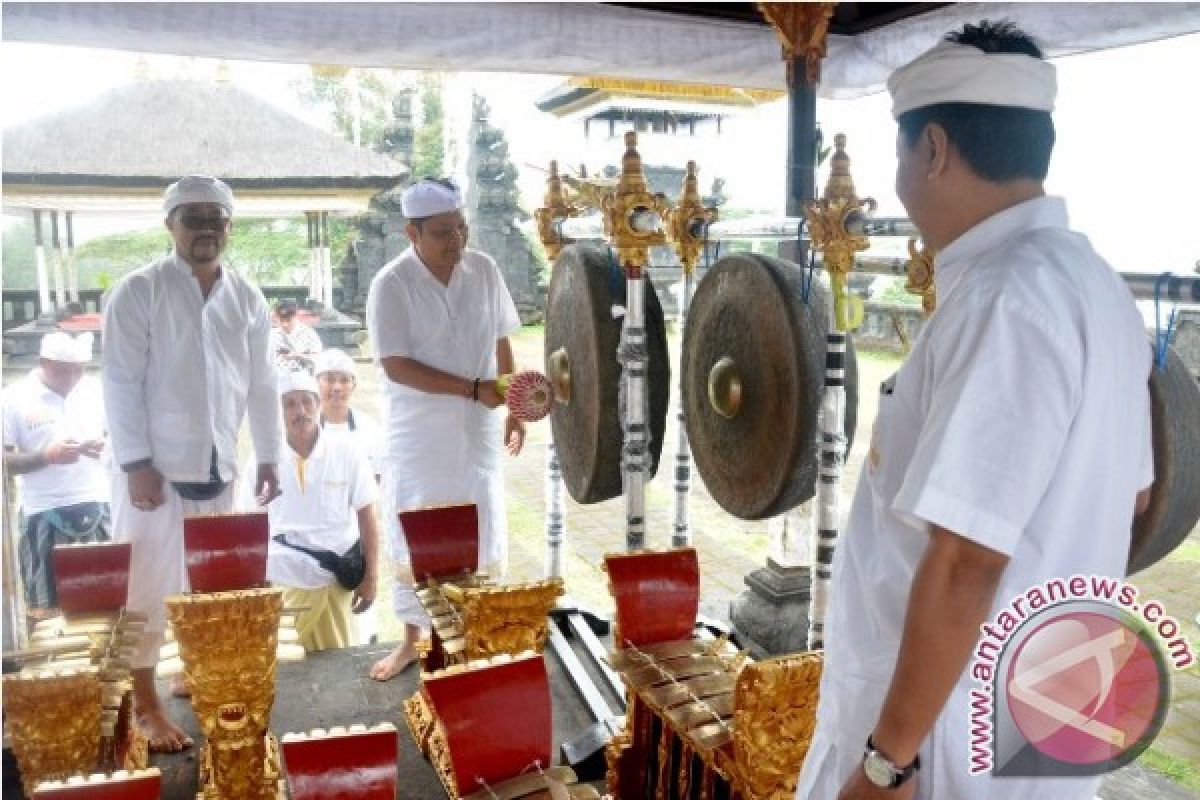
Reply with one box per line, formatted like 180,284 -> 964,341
2,30 -> 1199,274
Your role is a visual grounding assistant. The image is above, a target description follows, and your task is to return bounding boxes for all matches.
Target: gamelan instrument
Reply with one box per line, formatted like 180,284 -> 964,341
544,242 -> 671,504
3,542 -> 149,795
417,651 -> 602,800
31,769 -> 162,800
499,370 -> 555,423
603,548 -> 822,800
280,723 -> 399,800
682,253 -> 858,520
399,504 -> 564,763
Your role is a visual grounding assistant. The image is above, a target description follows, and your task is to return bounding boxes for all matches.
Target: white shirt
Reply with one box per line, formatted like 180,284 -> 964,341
797,196 -> 1153,800
366,246 -> 521,571
2,371 -> 109,514
242,429 -> 378,589
102,254 -> 282,482
321,409 -> 383,478
270,321 -> 323,370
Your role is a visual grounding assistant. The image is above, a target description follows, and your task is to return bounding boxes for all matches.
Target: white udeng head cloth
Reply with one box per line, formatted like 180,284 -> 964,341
278,368 -> 319,397
888,41 -> 1057,119
314,348 -> 356,378
401,179 -> 464,219
162,174 -> 235,216
39,331 -> 93,363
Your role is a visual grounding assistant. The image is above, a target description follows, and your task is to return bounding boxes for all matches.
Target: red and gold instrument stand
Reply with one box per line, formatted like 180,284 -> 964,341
398,504 -> 565,764
31,768 -> 162,799
417,651 -> 601,800
279,723 -> 399,800
3,542 -> 148,794
603,548 -> 823,800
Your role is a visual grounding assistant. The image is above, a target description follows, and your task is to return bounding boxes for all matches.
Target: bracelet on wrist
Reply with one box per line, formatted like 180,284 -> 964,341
471,378 -> 481,402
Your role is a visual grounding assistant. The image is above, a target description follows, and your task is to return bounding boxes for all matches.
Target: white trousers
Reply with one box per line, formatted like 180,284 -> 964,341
110,471 -> 233,669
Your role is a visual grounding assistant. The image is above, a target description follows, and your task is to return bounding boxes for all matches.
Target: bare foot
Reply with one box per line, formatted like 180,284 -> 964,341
170,675 -> 191,698
137,707 -> 194,753
370,644 -> 418,681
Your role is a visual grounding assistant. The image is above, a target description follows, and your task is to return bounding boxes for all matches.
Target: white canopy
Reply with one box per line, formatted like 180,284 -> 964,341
4,2 -> 1200,97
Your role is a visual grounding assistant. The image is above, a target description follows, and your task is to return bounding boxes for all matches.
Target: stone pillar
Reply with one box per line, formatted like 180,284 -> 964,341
306,211 -> 321,308
65,211 -> 79,303
33,210 -> 53,320
730,509 -> 813,657
321,211 -> 334,311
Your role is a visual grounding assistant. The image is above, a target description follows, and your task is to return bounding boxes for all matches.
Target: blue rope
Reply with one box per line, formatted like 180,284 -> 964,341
1154,271 -> 1179,371
798,219 -> 817,305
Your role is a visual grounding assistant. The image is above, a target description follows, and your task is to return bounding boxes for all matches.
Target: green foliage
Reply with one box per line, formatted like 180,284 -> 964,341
876,277 -> 922,307
294,68 -> 411,150
1138,746 -> 1200,790
2,220 -> 37,287
412,76 -> 445,180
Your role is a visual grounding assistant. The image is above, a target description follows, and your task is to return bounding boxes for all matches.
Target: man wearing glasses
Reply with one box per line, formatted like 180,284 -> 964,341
366,177 -> 525,681
102,175 -> 283,753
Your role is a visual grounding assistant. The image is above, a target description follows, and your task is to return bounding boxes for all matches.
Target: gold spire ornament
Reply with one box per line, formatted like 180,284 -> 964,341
904,238 -> 937,315
604,131 -> 670,278
666,161 -> 719,275
803,133 -> 877,331
533,160 -> 581,261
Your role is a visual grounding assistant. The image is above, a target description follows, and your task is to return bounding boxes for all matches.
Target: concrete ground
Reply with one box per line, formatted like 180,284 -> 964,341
353,324 -> 1199,797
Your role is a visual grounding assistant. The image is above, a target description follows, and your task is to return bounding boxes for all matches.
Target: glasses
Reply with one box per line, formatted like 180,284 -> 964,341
180,214 -> 231,232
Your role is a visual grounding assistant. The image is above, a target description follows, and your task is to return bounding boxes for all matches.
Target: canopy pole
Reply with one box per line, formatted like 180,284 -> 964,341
50,211 -> 67,309
33,209 -> 53,319
65,211 -> 79,303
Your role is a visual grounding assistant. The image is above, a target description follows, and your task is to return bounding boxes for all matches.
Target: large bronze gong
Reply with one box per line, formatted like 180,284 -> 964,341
682,253 -> 858,520
1129,344 -> 1200,574
544,243 -> 671,504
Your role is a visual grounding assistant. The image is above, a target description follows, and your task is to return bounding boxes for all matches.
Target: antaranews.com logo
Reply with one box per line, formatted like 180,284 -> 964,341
967,574 -> 1194,777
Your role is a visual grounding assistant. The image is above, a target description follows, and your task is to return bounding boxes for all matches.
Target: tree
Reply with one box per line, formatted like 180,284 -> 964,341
411,75 -> 445,180
296,67 -> 412,150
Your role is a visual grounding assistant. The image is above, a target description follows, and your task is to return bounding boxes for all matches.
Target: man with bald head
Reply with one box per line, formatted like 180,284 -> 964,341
103,175 -> 282,752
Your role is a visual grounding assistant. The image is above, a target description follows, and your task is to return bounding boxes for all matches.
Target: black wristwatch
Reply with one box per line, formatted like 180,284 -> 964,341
121,458 -> 154,473
862,735 -> 920,789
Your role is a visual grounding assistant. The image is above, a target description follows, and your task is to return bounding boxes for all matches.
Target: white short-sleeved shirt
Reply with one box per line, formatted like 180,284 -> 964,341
2,370 -> 109,514
270,322 -> 323,370
796,196 -> 1153,800
321,409 -> 383,478
243,430 -> 378,589
366,247 -> 521,570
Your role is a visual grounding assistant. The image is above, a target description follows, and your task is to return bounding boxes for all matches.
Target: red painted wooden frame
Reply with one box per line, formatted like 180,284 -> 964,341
52,542 -> 130,613
281,726 -> 399,800
605,548 -> 700,647
183,512 -> 269,592
422,653 -> 553,791
32,770 -> 161,799
398,504 -> 479,582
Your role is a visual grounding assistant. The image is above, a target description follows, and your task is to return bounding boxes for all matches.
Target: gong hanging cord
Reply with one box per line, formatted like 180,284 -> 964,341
1154,271 -> 1179,371
798,218 -> 818,305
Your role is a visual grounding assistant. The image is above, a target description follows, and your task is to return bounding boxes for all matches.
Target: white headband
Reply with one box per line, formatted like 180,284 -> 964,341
39,331 -> 93,363
278,368 -> 319,397
163,174 -> 235,215
888,41 -> 1056,119
314,348 -> 356,377
401,179 -> 464,219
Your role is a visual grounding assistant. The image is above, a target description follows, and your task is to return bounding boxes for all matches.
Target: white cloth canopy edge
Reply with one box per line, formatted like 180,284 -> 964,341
4,2 -> 1199,98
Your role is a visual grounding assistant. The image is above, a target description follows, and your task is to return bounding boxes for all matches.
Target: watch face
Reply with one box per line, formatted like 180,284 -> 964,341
863,751 -> 896,788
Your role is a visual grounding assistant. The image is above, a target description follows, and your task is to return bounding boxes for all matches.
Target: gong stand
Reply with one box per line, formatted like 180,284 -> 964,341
665,161 -> 719,548
802,134 -> 875,650
533,160 -> 581,579
604,131 -> 672,551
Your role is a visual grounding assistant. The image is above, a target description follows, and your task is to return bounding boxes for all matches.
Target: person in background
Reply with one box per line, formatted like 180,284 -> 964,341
103,174 -> 282,753
2,331 -> 109,613
271,297 -> 323,373
244,369 -> 379,651
314,348 -> 383,479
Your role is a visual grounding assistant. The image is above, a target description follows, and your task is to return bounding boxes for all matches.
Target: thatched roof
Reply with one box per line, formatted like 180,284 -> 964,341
3,79 -> 406,190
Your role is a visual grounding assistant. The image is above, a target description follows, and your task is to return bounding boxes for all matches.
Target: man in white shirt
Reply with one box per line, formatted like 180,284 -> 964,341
102,175 -> 282,753
365,177 -> 525,681
3,331 -> 109,612
795,23 -> 1154,800
314,348 -> 383,478
270,298 -> 323,373
247,370 -> 379,651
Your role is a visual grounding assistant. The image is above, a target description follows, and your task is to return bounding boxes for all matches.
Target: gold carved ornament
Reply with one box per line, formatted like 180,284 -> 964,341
666,161 -> 719,276
728,652 -> 824,800
803,133 -> 876,332
605,131 -> 671,278
456,578 -> 564,660
533,160 -> 581,261
758,2 -> 836,86
166,588 -> 286,800
3,668 -> 104,795
904,238 -> 937,315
